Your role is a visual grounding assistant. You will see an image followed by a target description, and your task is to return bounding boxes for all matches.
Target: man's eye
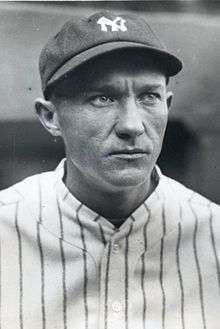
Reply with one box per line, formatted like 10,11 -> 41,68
139,93 -> 160,104
90,95 -> 114,107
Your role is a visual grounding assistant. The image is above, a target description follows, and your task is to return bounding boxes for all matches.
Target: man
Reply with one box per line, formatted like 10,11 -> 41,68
0,10 -> 219,329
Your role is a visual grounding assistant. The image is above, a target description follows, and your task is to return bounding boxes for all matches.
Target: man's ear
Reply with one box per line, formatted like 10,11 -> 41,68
34,98 -> 62,137
166,91 -> 173,110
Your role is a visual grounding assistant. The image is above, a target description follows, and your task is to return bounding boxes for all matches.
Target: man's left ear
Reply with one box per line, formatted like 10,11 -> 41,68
166,91 -> 173,110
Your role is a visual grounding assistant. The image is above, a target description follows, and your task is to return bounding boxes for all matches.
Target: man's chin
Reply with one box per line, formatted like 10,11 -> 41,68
104,168 -> 150,189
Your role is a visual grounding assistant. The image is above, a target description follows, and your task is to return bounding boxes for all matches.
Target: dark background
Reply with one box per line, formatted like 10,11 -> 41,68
0,1 -> 220,203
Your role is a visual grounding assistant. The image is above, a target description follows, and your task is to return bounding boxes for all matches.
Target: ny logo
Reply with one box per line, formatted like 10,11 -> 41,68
97,16 -> 127,32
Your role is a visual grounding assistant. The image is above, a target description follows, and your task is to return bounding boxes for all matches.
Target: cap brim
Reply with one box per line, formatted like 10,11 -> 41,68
47,41 -> 183,91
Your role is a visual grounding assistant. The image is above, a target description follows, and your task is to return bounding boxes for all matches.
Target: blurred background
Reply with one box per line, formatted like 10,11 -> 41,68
0,1 -> 220,203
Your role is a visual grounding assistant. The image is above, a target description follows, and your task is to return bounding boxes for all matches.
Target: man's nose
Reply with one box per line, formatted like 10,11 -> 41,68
115,98 -> 145,139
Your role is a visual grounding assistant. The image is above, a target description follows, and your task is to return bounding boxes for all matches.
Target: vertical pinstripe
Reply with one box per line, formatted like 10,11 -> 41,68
63,191 -> 69,201
0,237 -> 1,329
37,183 -> 46,329
141,208 -> 150,329
162,204 -> 166,236
57,197 -> 67,329
76,205 -> 88,329
14,202 -> 23,329
98,223 -> 106,246
159,205 -> 166,329
94,215 -> 100,222
125,224 -> 133,329
208,203 -> 220,292
98,221 -> 106,313
176,222 -> 185,329
104,241 -> 111,329
190,202 -> 207,329
141,253 -> 147,329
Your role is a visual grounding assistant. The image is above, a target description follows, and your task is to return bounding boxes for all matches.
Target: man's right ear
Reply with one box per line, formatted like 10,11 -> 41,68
34,98 -> 62,137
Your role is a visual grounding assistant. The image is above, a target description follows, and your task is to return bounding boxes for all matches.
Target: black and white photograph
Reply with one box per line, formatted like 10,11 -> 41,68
0,1 -> 220,329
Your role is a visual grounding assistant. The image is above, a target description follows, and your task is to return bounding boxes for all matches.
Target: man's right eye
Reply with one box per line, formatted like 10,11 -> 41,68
90,95 -> 114,107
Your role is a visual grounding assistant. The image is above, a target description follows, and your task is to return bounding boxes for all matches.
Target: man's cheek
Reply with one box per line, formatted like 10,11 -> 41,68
151,116 -> 168,136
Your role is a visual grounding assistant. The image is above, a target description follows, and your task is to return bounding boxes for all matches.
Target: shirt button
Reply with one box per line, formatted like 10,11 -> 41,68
112,243 -> 120,253
112,301 -> 122,312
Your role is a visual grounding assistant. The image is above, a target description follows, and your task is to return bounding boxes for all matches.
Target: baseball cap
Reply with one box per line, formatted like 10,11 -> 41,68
39,11 -> 183,96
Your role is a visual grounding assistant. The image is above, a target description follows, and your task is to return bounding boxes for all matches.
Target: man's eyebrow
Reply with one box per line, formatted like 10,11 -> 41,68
137,83 -> 165,91
85,84 -> 122,94
85,83 -> 165,93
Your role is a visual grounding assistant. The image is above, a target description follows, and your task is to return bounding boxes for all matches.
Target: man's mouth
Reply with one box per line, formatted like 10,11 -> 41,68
109,148 -> 149,159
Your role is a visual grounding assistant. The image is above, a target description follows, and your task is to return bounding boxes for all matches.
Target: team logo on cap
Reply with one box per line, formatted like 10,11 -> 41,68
97,16 -> 127,32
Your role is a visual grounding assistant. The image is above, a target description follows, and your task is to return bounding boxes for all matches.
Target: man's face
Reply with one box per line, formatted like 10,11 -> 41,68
52,52 -> 172,192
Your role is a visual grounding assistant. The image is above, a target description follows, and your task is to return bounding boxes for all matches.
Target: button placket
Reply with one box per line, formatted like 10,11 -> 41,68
99,236 -> 124,329
112,242 -> 120,253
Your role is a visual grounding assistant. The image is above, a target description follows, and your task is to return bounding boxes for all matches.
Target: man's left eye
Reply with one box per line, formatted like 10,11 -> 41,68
139,93 -> 160,104
90,95 -> 114,107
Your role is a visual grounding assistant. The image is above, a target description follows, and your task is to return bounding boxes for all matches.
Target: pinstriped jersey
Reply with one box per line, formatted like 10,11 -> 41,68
0,160 -> 220,329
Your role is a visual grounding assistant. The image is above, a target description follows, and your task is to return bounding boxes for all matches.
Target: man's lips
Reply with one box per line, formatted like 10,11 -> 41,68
109,148 -> 148,155
108,148 -> 149,159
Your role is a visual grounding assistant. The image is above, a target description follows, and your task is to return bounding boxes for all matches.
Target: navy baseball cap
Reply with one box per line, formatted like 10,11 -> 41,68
39,11 -> 183,96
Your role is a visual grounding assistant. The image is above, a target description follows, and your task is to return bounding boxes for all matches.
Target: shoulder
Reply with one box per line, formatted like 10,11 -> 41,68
0,170 -> 55,205
163,174 -> 218,205
0,170 -> 57,226
166,176 -> 220,249
161,174 -> 220,219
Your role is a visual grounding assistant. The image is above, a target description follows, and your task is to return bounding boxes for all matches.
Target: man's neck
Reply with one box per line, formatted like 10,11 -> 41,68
63,162 -> 158,225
